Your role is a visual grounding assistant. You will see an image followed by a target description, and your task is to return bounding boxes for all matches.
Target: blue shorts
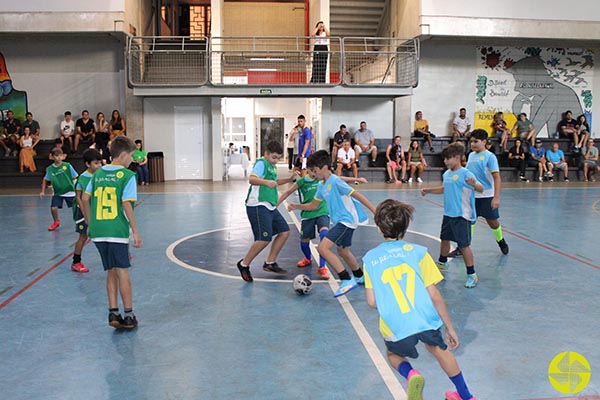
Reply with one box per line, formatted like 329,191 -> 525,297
475,197 -> 499,220
326,223 -> 355,248
74,208 -> 87,234
300,215 -> 330,240
440,216 -> 472,249
246,205 -> 290,242
51,195 -> 74,209
385,328 -> 447,359
94,242 -> 131,271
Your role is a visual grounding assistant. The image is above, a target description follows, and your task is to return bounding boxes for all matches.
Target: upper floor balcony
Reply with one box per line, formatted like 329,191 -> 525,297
128,36 -> 419,97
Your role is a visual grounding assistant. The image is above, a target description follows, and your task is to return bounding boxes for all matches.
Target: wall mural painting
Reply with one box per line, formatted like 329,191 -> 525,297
0,52 -> 28,122
475,46 -> 594,138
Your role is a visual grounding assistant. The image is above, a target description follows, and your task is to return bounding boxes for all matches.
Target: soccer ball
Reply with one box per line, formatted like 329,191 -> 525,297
293,274 -> 312,295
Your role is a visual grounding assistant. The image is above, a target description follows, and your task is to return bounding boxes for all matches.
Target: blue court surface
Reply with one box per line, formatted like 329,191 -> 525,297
1,183 -> 599,399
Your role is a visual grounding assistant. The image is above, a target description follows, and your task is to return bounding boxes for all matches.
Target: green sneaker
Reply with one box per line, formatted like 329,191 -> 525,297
407,370 -> 425,400
436,261 -> 449,271
465,273 -> 478,288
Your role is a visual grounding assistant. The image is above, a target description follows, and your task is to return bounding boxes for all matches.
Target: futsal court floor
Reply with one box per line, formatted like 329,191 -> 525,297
1,175 -> 599,400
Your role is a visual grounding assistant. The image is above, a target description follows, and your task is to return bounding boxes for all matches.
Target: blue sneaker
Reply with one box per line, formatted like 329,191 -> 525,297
334,277 -> 358,297
355,275 -> 365,285
436,261 -> 449,271
465,273 -> 478,288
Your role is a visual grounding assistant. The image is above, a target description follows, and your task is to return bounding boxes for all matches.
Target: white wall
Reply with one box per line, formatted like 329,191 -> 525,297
324,97 -> 394,140
143,97 -> 213,180
0,0 -> 125,12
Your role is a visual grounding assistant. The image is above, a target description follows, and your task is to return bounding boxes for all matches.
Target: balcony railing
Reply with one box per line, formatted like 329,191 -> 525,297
127,36 -> 419,88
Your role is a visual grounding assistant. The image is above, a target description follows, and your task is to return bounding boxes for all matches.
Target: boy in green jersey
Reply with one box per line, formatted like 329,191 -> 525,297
82,136 -> 142,329
236,141 -> 297,282
71,149 -> 103,273
40,148 -> 79,231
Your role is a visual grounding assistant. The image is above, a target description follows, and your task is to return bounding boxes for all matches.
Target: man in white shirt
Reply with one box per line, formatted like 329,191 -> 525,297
452,108 -> 472,141
59,111 -> 76,153
353,121 -> 378,167
336,140 -> 359,181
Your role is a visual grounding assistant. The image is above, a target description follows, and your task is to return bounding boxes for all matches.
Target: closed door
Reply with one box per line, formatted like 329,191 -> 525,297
174,105 -> 204,179
259,117 -> 284,156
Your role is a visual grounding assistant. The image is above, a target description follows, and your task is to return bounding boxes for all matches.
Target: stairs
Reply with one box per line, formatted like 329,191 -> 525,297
329,0 -> 387,38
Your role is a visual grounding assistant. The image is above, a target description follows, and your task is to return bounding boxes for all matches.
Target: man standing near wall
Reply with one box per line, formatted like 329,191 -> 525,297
295,114 -> 312,174
354,121 -> 378,167
453,108 -> 472,141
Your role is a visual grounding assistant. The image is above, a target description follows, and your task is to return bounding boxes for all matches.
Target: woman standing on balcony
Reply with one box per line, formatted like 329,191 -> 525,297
310,21 -> 330,83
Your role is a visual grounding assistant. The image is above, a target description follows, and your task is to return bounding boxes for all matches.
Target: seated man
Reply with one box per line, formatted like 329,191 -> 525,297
336,140 -> 359,182
452,107 -> 472,141
558,110 -> 578,144
59,111 -> 76,153
353,121 -> 377,167
2,110 -> 21,157
385,136 -> 407,183
528,139 -> 548,182
331,124 -> 350,164
581,138 -> 600,182
545,142 -> 569,182
22,112 -> 41,137
74,110 -> 95,153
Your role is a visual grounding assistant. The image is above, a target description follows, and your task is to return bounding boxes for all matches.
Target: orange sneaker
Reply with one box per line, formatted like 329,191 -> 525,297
296,258 -> 312,268
48,221 -> 60,231
317,267 -> 330,279
71,262 -> 89,273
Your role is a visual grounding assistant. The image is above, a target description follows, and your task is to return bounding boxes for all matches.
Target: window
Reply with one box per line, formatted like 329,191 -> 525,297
224,117 -> 246,142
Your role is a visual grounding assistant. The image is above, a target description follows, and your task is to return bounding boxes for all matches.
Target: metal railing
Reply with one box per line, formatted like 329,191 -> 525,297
127,36 -> 419,88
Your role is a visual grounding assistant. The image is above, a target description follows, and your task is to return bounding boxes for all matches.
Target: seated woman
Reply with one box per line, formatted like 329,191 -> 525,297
511,113 -> 536,146
413,111 -> 435,152
575,114 -> 591,151
385,136 -> 407,184
407,139 -> 427,183
493,111 -> 511,153
508,138 -> 528,182
18,126 -> 39,173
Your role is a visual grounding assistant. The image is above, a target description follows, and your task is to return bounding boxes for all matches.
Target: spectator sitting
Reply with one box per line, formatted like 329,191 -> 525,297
353,121 -> 378,167
18,126 -> 39,173
529,139 -> 549,182
508,138 -> 528,182
49,138 -> 67,161
59,111 -> 76,153
332,124 -> 351,164
452,107 -> 472,141
492,111 -> 510,153
511,113 -> 536,147
385,135 -> 407,184
133,140 -> 149,185
484,139 -> 497,155
94,112 -> 111,163
2,109 -> 21,157
558,110 -> 578,146
581,138 -> 600,182
413,111 -> 435,152
336,140 -> 359,182
407,139 -> 427,183
22,112 -> 41,137
574,114 -> 590,151
75,110 -> 95,153
545,142 -> 569,182
109,109 -> 126,138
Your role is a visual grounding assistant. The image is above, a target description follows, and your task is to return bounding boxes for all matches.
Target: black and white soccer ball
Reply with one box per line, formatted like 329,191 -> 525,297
293,274 -> 312,295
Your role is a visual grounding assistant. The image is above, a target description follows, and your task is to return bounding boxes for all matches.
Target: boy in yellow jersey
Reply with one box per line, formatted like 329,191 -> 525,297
364,199 -> 476,400
236,140 -> 297,282
71,149 -> 103,273
82,136 -> 142,329
40,148 -> 78,231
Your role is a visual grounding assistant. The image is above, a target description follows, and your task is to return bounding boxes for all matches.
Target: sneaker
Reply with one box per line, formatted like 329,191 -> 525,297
445,391 -> 476,400
48,221 -> 60,231
465,273 -> 478,288
297,258 -> 312,268
71,262 -> 89,273
354,181 -> 359,185
565,177 -> 570,182
122,314 -> 138,329
497,238 -> 509,255
386,179 -> 393,184
408,178 -> 413,183
548,177 -> 554,182
236,259 -> 253,282
108,312 -> 124,328
435,261 -> 449,271
262,262 -> 287,274
370,160 -> 377,167
355,275 -> 365,285
519,175 -> 528,182
537,176 -> 543,182
417,177 -> 424,183
334,277 -> 358,297
316,267 -> 330,279
4,149 -> 10,157
407,370 -> 425,400
448,248 -> 462,258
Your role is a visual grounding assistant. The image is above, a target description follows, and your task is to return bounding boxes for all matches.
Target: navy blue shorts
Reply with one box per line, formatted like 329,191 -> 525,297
326,223 -> 355,248
51,195 -> 74,209
74,209 -> 87,234
300,215 -> 330,240
475,197 -> 499,220
246,205 -> 290,242
440,216 -> 472,249
94,242 -> 131,271
385,328 -> 448,359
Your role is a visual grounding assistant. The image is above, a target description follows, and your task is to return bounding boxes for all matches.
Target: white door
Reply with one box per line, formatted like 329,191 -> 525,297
174,106 -> 203,179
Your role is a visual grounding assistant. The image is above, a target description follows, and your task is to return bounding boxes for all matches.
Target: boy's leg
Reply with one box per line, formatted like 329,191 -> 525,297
265,230 -> 290,264
51,206 -> 59,222
106,269 -> 120,310
460,245 -> 478,288
242,241 -> 270,266
425,344 -> 474,400
318,237 -> 345,274
72,232 -> 90,272
116,268 -> 133,310
337,246 -> 362,273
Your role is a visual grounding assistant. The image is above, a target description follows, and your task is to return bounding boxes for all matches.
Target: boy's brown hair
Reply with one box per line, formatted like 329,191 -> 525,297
441,142 -> 466,160
110,136 -> 136,158
51,148 -> 64,157
374,199 -> 414,239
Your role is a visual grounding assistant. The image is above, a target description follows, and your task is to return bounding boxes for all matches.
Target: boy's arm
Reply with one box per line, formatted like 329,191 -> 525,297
385,144 -> 392,161
75,189 -> 84,210
427,284 -> 459,349
339,175 -> 367,184
40,178 -> 48,197
277,171 -> 300,186
365,287 -> 376,308
288,198 -> 320,212
350,190 -> 376,214
466,177 -> 484,193
492,171 -> 501,209
421,185 -> 443,196
123,201 -> 142,248
276,183 -> 298,206
81,192 -> 91,224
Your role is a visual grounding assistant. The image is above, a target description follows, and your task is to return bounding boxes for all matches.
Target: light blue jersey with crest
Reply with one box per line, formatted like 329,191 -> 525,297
443,167 -> 477,222
467,150 -> 498,198
315,174 -> 367,229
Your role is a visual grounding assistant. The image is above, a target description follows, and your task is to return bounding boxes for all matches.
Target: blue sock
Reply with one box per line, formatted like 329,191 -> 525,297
450,372 -> 472,400
318,229 -> 328,267
397,361 -> 413,379
300,241 -> 311,260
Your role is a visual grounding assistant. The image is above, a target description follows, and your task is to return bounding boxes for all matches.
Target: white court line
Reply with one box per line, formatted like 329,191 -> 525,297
282,200 -> 408,400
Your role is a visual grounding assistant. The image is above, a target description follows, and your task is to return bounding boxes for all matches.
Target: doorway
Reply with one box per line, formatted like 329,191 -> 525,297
259,117 -> 285,156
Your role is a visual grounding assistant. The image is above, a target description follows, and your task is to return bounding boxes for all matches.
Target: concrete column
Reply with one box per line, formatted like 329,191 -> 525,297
211,97 -> 224,181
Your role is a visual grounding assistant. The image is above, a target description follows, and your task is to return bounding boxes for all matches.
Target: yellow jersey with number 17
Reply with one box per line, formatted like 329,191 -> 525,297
85,165 -> 137,243
363,240 -> 444,342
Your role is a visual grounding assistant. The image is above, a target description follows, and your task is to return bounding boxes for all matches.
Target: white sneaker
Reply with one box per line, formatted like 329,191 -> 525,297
408,178 -> 413,183
417,177 -> 424,183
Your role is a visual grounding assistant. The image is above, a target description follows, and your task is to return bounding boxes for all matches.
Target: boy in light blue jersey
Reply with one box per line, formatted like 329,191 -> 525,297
288,150 -> 376,297
364,199 -> 476,400
466,129 -> 509,255
421,142 -> 483,288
